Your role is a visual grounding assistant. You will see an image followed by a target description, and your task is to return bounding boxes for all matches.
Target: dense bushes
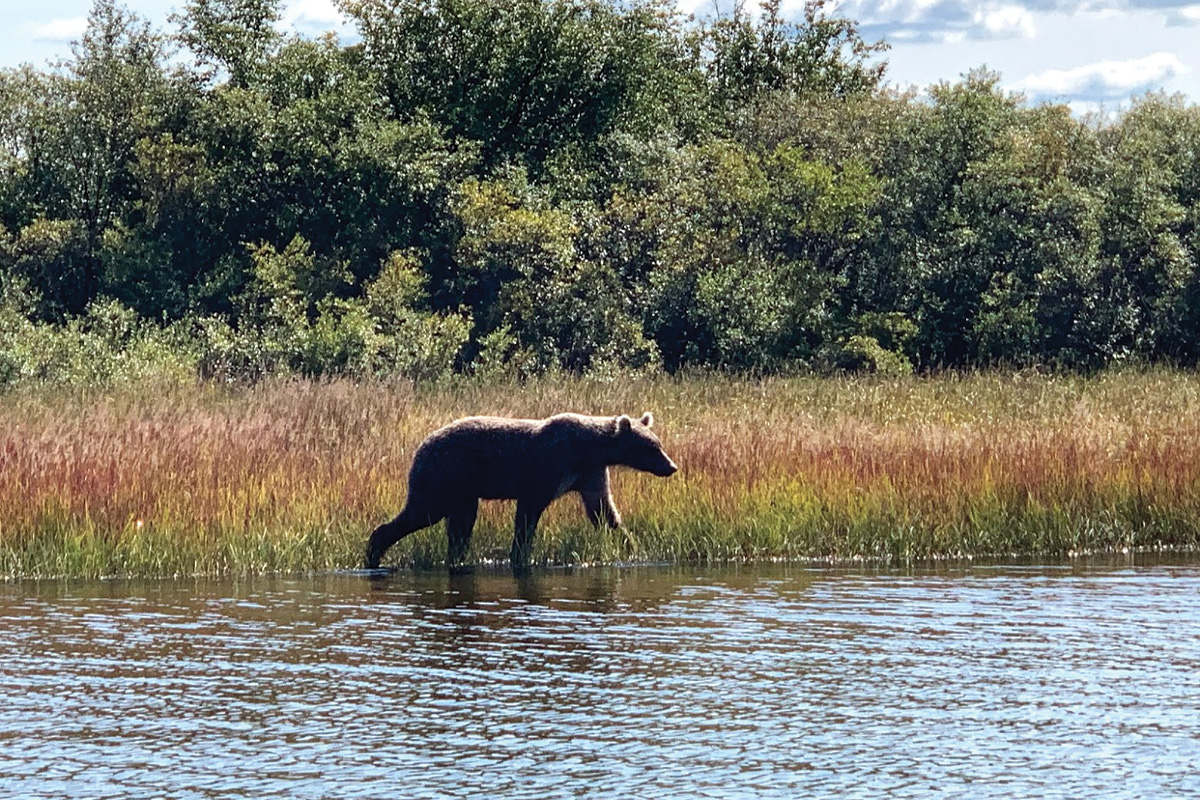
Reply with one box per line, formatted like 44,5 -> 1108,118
3,0 -> 1200,386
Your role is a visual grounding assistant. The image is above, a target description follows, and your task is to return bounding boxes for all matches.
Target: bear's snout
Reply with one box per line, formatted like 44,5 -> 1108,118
657,458 -> 679,477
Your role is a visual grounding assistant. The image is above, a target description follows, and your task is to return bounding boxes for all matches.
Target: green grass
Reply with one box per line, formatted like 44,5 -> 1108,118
3,369 -> 1200,578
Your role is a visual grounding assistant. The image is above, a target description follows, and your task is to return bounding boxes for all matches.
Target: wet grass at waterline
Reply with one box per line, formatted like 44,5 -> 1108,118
4,371 -> 1200,578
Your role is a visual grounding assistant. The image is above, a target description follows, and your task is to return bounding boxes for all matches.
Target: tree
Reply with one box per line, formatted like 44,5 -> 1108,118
174,0 -> 283,88
1095,95 -> 1200,363
0,0 -> 170,318
628,138 -> 876,370
341,0 -> 702,182
861,71 -> 1024,367
700,0 -> 887,122
451,175 -> 655,373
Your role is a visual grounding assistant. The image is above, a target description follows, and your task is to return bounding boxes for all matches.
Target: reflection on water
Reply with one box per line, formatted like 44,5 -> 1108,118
3,558 -> 1200,799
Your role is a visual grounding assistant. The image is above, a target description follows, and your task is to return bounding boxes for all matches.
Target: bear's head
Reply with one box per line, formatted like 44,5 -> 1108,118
611,412 -> 678,477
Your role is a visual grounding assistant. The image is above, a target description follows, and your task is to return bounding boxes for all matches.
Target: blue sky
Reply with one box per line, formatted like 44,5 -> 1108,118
3,0 -> 1198,112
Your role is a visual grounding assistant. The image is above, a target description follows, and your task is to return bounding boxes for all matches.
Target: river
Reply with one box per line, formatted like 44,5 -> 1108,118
2,558 -> 1199,799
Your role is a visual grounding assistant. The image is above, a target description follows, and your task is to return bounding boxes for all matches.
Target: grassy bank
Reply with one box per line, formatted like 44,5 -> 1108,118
4,371 -> 1200,578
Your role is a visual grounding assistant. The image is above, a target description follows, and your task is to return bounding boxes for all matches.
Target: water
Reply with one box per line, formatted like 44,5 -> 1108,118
3,558 -> 1200,799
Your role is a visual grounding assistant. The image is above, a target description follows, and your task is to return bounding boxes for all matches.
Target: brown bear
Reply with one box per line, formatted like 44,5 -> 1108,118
364,411 -> 678,570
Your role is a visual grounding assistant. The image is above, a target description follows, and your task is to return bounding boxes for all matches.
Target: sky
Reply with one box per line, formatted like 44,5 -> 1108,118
2,0 -> 1198,113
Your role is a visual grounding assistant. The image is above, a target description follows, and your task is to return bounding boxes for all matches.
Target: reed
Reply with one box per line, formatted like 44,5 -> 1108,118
3,370 -> 1200,578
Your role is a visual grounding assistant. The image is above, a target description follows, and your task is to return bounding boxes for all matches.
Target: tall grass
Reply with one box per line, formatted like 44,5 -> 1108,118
4,370 -> 1200,578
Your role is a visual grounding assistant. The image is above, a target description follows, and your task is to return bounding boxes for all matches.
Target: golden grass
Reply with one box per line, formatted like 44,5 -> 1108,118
3,369 -> 1200,578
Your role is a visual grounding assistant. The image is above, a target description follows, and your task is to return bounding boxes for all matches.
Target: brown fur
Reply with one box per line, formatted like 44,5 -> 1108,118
365,412 -> 678,569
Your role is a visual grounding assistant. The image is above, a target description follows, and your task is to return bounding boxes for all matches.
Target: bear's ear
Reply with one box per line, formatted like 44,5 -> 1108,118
614,415 -> 632,436
640,412 -> 654,428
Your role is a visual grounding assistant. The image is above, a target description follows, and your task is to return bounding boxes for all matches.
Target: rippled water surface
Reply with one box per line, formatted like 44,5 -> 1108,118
3,558 -> 1200,799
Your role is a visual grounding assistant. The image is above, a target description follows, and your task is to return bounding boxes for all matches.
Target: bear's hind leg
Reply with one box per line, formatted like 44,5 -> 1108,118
510,498 -> 547,570
365,504 -> 445,569
445,500 -> 479,568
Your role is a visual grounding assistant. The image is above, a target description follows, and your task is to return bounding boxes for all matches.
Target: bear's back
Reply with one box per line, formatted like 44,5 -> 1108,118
409,414 -> 610,500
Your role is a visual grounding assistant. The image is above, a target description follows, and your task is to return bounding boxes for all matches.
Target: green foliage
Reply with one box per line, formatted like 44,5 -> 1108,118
175,0 -> 283,88
342,0 -> 702,181
829,334 -> 912,375
451,176 -> 655,373
701,0 -> 887,118
0,296 -> 193,387
1094,96 -> 1200,363
362,251 -> 472,381
205,239 -> 469,380
820,312 -> 915,374
0,272 -> 36,385
6,219 -> 92,319
3,0 -> 1200,385
633,138 -> 877,370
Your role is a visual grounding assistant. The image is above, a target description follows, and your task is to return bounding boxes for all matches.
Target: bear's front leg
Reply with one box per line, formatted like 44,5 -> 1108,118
510,498 -> 546,570
577,467 -> 621,529
581,490 -> 622,529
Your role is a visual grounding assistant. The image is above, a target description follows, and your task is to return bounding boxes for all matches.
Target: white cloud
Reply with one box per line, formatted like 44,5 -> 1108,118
843,0 -> 1038,43
27,17 -> 87,43
1165,3 -> 1200,23
675,0 -> 727,13
280,0 -> 358,39
868,0 -> 960,22
979,5 -> 1038,37
1064,98 -> 1104,115
283,0 -> 346,29
660,0 -> 1036,42
1012,52 -> 1188,98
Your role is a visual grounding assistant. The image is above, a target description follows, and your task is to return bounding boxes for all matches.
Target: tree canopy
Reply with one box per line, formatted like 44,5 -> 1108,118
2,0 -> 1200,385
